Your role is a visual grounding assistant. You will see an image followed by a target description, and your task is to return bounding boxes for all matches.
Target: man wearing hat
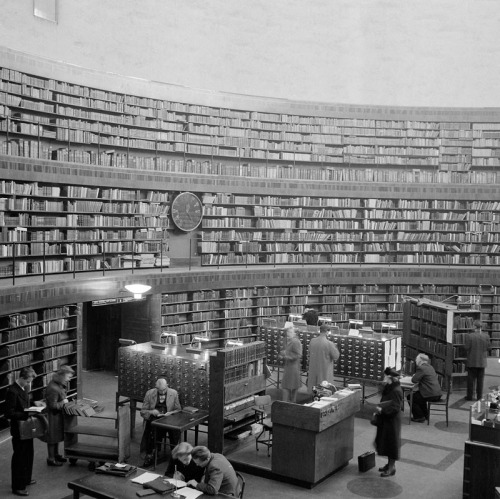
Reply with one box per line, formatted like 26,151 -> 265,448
307,324 -> 340,393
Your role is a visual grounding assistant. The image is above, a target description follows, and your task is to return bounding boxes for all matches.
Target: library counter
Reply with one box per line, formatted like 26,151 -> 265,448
271,389 -> 360,486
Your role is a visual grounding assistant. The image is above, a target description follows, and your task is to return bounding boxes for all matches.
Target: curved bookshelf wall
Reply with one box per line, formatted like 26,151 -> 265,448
0,47 -> 499,394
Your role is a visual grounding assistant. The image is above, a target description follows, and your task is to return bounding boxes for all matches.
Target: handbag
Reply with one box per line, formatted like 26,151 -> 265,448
18,414 -> 49,440
370,412 -> 382,427
358,451 -> 376,472
143,477 -> 175,495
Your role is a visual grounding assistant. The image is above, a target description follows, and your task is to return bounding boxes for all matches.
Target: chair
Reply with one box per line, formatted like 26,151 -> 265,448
427,375 -> 451,427
235,471 -> 246,499
253,395 -> 273,457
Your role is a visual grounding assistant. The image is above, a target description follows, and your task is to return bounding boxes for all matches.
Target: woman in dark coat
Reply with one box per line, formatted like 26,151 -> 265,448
374,367 -> 403,477
280,326 -> 303,403
45,365 -> 74,466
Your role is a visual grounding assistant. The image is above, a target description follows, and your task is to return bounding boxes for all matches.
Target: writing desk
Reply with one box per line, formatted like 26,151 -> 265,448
400,377 -> 418,425
151,409 -> 209,468
68,468 -> 231,499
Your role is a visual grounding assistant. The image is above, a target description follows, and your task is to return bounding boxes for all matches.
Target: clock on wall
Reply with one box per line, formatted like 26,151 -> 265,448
171,192 -> 204,232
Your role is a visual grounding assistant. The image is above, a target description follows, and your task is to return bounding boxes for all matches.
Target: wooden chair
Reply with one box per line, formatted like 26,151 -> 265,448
235,471 -> 246,499
253,395 -> 273,457
427,375 -> 451,427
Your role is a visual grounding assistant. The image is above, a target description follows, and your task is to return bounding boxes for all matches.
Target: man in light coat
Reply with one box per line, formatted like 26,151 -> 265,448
307,324 -> 340,393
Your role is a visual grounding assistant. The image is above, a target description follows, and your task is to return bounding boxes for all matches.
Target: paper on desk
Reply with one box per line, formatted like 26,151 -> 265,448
165,477 -> 187,488
130,472 -> 161,484
400,376 -> 413,385
175,486 -> 204,499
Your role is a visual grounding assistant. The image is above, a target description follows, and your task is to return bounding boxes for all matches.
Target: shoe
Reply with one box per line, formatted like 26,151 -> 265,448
380,469 -> 396,478
13,490 -> 29,496
47,458 -> 63,467
411,417 -> 425,423
55,455 -> 67,463
28,480 -> 36,485
378,464 -> 389,472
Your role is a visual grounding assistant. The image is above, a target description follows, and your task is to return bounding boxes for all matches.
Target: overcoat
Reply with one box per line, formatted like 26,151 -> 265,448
45,376 -> 68,443
281,336 -> 303,390
307,333 -> 340,391
375,380 -> 402,460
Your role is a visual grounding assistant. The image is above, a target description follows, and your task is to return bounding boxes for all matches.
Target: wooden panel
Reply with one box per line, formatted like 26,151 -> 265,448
271,391 -> 360,432
272,414 -> 354,483
463,441 -> 500,499
224,375 -> 266,404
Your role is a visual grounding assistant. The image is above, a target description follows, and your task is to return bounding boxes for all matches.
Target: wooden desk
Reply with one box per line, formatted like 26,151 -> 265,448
151,410 -> 209,468
68,468 -> 231,499
271,391 -> 360,486
400,377 -> 418,425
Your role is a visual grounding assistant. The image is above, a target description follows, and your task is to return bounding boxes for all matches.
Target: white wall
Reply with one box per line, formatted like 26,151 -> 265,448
0,0 -> 499,108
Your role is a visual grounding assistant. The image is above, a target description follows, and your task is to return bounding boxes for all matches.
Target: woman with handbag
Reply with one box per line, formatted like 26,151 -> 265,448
374,367 -> 403,477
45,365 -> 74,466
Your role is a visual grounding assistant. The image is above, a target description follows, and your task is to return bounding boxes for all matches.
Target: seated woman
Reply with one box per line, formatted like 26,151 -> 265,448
164,442 -> 204,483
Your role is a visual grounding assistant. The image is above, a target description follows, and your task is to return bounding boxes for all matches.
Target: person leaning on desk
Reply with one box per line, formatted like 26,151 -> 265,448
140,377 -> 182,467
408,353 -> 442,423
186,445 -> 238,496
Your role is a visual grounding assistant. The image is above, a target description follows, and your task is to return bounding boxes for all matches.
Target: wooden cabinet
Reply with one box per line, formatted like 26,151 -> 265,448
271,390 -> 360,486
463,400 -> 500,498
208,341 -> 267,453
64,405 -> 130,467
0,304 -> 81,429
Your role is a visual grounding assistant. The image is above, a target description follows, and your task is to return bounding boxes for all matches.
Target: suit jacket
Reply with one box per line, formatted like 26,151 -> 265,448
140,387 -> 181,420
196,453 -> 238,496
411,363 -> 442,399
5,382 -> 31,438
465,331 -> 491,368
307,334 -> 340,391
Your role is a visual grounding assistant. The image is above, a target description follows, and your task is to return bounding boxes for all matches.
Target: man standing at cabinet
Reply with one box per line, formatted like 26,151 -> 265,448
307,324 -> 340,393
464,320 -> 491,401
5,366 -> 37,497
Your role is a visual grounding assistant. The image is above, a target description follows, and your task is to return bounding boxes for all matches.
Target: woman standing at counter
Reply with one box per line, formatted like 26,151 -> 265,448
374,367 -> 402,478
280,326 -> 303,403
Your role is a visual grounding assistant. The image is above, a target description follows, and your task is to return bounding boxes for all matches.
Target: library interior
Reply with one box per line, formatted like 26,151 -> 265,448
0,2 -> 500,498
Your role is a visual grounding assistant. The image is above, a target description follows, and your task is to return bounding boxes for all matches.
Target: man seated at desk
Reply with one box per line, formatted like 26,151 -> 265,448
408,353 -> 442,423
140,377 -> 182,467
187,445 -> 238,496
165,442 -> 204,482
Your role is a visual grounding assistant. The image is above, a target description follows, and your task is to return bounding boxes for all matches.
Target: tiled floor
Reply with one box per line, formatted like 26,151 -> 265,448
0,360 -> 498,498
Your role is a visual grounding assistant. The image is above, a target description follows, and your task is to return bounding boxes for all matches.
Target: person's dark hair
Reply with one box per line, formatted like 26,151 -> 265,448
191,446 -> 210,461
384,367 -> 400,378
302,309 -> 319,325
19,367 -> 36,380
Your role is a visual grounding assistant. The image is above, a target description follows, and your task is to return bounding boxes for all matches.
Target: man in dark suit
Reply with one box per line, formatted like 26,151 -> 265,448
140,377 -> 182,467
465,320 -> 491,401
5,366 -> 37,496
188,445 -> 238,496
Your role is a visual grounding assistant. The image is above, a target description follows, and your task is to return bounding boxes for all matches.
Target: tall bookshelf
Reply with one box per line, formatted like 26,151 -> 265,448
402,298 -> 481,388
199,193 -> 500,267
0,304 -> 81,429
0,179 -> 170,278
208,341 -> 267,453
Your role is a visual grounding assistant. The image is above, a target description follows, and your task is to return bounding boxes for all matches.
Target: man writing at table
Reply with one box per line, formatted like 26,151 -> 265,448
187,445 -> 238,496
140,377 -> 181,467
